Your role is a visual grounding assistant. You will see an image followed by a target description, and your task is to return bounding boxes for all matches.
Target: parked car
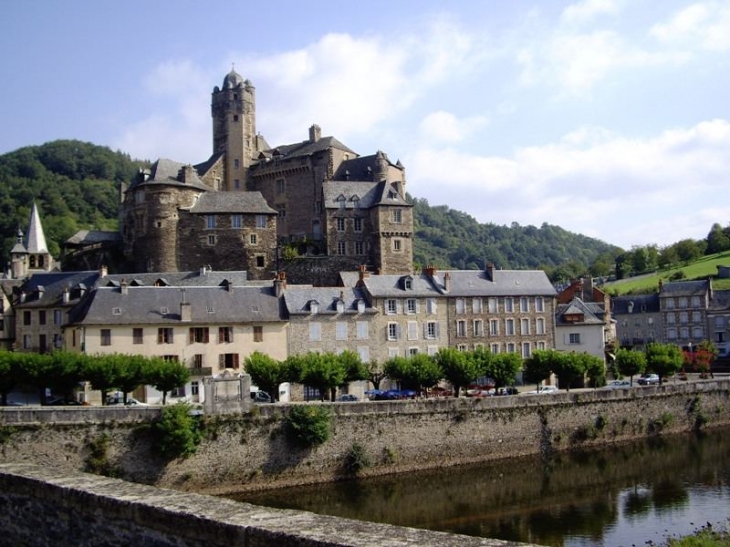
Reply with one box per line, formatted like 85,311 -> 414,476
522,385 -> 559,395
638,374 -> 660,386
125,397 -> 149,406
336,394 -> 358,402
250,390 -> 272,403
603,380 -> 632,389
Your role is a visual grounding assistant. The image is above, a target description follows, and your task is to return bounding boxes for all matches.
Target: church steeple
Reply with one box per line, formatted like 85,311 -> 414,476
27,202 -> 49,255
9,202 -> 54,278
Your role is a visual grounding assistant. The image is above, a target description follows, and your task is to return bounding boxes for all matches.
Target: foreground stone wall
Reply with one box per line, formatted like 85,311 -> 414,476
1,380 -> 728,494
0,463 -> 533,547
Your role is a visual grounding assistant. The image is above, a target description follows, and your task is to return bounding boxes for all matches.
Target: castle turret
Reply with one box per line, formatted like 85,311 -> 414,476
211,68 -> 258,190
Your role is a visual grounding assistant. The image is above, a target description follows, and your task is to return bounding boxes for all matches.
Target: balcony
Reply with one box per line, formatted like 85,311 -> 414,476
188,367 -> 213,377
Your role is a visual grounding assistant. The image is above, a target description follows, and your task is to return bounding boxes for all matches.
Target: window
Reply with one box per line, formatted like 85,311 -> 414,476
386,299 -> 397,314
23,335 -> 31,350
256,255 -> 265,268
406,299 -> 417,314
455,299 -> 466,314
474,319 -> 484,337
489,320 -> 499,336
53,334 -> 62,349
309,322 -> 322,341
234,159 -> 240,168
249,234 -> 258,245
667,313 -> 676,324
507,343 -> 516,353
39,310 -> 46,325
277,204 -> 286,218
457,320 -> 467,337
354,218 -> 362,232
352,196 -> 360,209
522,342 -> 531,358
506,319 -> 515,336
691,296 -> 701,307
191,381 -> 200,396
218,326 -> 233,343
207,234 -> 216,246
192,354 -> 204,369
387,322 -> 399,341
393,239 -> 402,252
253,326 -> 263,342
505,298 -> 514,313
358,346 -> 370,362
535,297 -> 544,313
409,347 -> 420,356
427,298 -> 437,314
666,298 -> 675,309
536,318 -> 545,335
314,201 -> 322,213
426,321 -> 438,339
219,353 -> 240,370
356,321 -> 369,340
568,333 -> 581,344
473,298 -> 482,314
337,241 -> 346,255
520,298 -> 529,312
101,329 -> 111,346
488,298 -> 497,313
23,311 -> 31,326
133,328 -> 143,344
337,196 -> 346,209
234,178 -> 241,189
206,215 -> 216,229
158,328 -> 174,344
392,209 -> 402,223
337,218 -> 345,231
537,341 -> 546,350
491,343 -> 500,354
276,179 -> 285,194
354,241 -> 364,255
692,311 -> 701,323
667,328 -> 677,340
408,321 -> 418,340
336,322 -> 348,341
54,310 -> 63,325
679,297 -> 688,309
521,318 -> 530,335
232,214 -> 242,228
189,327 -> 209,344
680,312 -> 688,324
256,215 -> 267,228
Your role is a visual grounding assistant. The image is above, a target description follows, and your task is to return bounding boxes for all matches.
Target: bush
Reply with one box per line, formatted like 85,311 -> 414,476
344,442 -> 370,474
285,405 -> 332,447
155,403 -> 201,459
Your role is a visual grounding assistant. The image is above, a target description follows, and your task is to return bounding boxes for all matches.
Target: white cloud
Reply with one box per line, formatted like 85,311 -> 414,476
561,0 -> 622,26
419,111 -> 488,144
650,2 -> 730,52
407,119 -> 730,248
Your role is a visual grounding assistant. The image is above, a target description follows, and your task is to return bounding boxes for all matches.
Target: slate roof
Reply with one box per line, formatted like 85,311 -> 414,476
555,297 -> 605,325
14,271 -> 101,308
260,136 -> 356,160
432,269 -> 557,297
323,180 -> 409,209
283,286 -> 374,315
102,270 -> 252,288
708,289 -> 730,312
334,151 -> 403,181
129,158 -> 210,192
65,230 -> 122,246
346,272 -> 445,298
611,294 -> 660,315
660,279 -> 711,297
26,203 -> 48,254
187,192 -> 277,214
69,285 -> 282,326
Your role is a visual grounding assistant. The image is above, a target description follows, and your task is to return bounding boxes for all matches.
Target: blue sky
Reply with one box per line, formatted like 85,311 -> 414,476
2,0 -> 730,250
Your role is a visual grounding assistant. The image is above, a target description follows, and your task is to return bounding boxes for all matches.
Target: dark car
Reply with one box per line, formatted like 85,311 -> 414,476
637,374 -> 660,386
251,391 -> 272,403
336,394 -> 358,402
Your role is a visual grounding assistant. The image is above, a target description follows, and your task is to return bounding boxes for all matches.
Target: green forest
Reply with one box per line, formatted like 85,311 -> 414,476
0,139 -> 619,278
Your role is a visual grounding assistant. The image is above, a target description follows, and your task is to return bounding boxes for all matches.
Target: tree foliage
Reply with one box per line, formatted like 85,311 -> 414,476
645,342 -> 684,383
147,357 -> 190,405
244,351 -> 288,402
615,348 -> 646,385
434,347 -> 479,397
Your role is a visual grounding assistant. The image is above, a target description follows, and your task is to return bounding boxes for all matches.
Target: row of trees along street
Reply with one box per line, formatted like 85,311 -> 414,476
0,351 -> 189,406
614,341 -> 716,385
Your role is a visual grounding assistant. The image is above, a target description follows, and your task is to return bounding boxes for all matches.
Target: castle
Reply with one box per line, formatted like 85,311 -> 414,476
108,68 -> 413,282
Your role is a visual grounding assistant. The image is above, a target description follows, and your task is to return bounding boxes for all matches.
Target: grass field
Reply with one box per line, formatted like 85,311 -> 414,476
602,251 -> 730,295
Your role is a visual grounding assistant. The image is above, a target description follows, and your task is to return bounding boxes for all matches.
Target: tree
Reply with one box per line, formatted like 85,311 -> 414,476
485,352 -> 522,391
148,357 -> 190,405
615,348 -> 646,385
41,351 -> 87,401
523,350 -> 554,391
338,350 -> 368,385
115,355 -> 150,403
645,342 -> 683,384
365,360 -> 387,391
576,353 -> 606,388
0,351 -> 24,406
706,223 -> 730,255
84,354 -> 121,405
409,353 -> 442,392
244,351 -> 288,402
549,351 -> 585,391
434,348 -> 479,397
295,352 -> 347,402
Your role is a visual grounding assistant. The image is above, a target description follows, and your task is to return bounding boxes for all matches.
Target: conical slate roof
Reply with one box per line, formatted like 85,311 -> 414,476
26,203 -> 48,253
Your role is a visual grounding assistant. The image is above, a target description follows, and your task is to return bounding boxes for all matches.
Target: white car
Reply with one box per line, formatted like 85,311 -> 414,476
522,385 -> 559,395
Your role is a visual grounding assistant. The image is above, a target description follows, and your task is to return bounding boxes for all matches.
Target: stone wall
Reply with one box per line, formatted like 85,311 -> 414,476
1,380 -> 728,495
0,463 -> 528,547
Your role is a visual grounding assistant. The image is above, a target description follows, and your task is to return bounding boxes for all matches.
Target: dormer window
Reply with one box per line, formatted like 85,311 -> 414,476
351,195 -> 360,209
310,300 -> 319,314
403,276 -> 413,290
357,299 -> 365,313
336,300 -> 344,313
337,195 -> 346,209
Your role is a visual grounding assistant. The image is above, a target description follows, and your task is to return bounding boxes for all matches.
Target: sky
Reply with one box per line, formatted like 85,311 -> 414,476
2,0 -> 730,250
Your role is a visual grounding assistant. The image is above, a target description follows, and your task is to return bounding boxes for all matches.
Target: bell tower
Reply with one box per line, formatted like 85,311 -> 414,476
211,67 -> 257,190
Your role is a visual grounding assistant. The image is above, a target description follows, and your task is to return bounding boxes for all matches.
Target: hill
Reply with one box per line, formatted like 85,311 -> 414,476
0,140 -> 619,275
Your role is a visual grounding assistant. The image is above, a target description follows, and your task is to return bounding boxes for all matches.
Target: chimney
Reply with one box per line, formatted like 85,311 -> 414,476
99,265 -> 108,278
120,280 -> 128,295
424,265 -> 436,278
274,271 -> 287,297
309,124 -> 321,143
358,264 -> 370,281
200,266 -> 207,277
444,272 -> 451,292
485,262 -> 495,281
658,279 -> 664,292
62,287 -> 69,304
180,288 -> 191,322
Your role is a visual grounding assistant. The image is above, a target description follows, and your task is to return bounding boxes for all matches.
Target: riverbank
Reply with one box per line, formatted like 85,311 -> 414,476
1,379 -> 729,494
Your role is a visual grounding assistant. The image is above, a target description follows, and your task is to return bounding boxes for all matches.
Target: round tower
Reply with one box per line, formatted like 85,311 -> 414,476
211,68 -> 257,190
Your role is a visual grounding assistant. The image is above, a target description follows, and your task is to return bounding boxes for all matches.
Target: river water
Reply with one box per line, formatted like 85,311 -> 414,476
228,428 -> 730,546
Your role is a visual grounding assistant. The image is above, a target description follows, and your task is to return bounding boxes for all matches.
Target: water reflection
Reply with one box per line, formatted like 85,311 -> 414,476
228,429 -> 730,546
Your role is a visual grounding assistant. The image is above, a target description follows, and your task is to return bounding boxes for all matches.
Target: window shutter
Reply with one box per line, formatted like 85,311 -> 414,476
423,323 -> 428,338
219,354 -> 224,368
234,354 -> 240,368
218,327 -> 223,343
415,300 -> 420,314
189,329 -> 194,343
157,329 -> 163,344
204,328 -> 210,343
396,324 -> 402,339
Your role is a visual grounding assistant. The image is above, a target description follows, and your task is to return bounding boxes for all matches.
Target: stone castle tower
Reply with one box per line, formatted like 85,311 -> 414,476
112,68 -> 413,281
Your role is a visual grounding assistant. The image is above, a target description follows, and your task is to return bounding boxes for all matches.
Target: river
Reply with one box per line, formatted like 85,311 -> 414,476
227,428 -> 730,546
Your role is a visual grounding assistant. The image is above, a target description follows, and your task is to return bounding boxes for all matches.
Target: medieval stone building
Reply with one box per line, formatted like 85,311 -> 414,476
114,68 -> 412,282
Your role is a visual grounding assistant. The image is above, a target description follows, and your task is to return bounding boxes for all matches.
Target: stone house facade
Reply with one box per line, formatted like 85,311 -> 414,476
611,294 -> 661,351
658,279 -> 711,348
